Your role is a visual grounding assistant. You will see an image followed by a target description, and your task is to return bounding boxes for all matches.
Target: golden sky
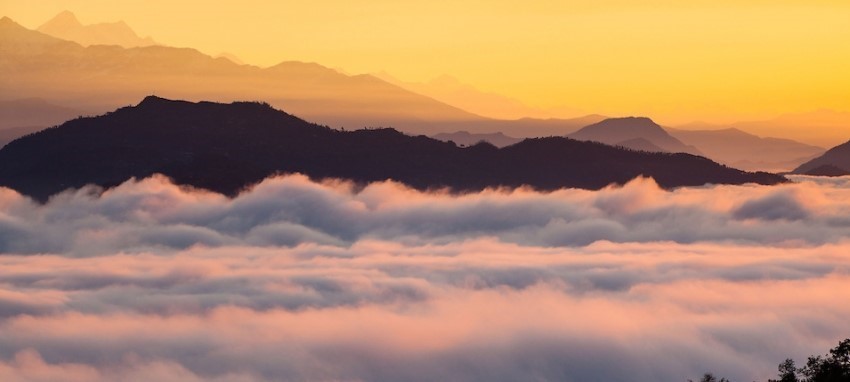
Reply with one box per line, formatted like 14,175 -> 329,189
2,0 -> 849,124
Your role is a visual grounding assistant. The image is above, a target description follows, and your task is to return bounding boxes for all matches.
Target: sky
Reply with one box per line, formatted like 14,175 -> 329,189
2,0 -> 849,124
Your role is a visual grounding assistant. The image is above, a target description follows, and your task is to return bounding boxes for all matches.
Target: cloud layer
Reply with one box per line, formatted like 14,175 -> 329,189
1,175 -> 849,381
3,174 -> 850,255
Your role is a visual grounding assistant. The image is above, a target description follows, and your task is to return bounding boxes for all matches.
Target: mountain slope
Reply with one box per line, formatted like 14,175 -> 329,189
37,11 -> 156,48
800,165 -> 850,177
793,140 -> 850,174
668,127 -> 825,172
568,117 -> 701,154
0,97 -> 785,201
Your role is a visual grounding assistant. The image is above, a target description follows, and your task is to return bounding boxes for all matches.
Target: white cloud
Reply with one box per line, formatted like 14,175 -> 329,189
0,174 -> 849,381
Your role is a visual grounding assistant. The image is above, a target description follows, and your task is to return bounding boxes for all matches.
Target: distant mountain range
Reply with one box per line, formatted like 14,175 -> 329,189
0,16 -> 473,128
37,11 -> 157,48
1,13 -> 841,173
793,140 -> 850,176
0,16 -> 601,138
432,118 -> 692,154
567,117 -> 701,155
433,118 -> 825,172
0,97 -> 785,202
676,110 -> 850,148
668,127 -> 825,172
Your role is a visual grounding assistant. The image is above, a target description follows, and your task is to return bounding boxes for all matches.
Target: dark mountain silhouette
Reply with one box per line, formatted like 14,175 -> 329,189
0,96 -> 785,202
793,140 -> 850,174
568,117 -> 701,155
0,126 -> 46,148
668,127 -> 824,172
432,131 -> 522,148
1,16 -> 601,138
433,132 -> 666,153
801,165 -> 850,177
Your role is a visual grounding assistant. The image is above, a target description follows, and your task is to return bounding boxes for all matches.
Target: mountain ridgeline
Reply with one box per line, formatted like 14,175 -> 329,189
0,97 -> 786,201
0,16 -> 605,138
793,139 -> 850,176
668,127 -> 825,172
568,117 -> 701,155
37,10 -> 157,48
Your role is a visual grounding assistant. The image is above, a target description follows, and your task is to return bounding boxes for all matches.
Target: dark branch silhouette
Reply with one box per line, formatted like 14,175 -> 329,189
692,338 -> 850,382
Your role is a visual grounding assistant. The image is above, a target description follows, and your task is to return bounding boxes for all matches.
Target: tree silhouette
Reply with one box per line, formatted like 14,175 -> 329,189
771,359 -> 799,382
800,339 -> 850,382
693,338 -> 850,382
689,373 -> 731,382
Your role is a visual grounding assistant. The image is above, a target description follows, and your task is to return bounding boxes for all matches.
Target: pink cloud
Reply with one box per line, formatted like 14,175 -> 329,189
0,174 -> 849,380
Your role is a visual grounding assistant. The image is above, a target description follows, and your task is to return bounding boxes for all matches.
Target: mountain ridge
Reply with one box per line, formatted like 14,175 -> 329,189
675,110 -> 850,148
37,10 -> 157,48
568,117 -> 701,155
0,96 -> 785,202
1,16 -> 609,138
793,140 -> 850,174
668,127 -> 825,172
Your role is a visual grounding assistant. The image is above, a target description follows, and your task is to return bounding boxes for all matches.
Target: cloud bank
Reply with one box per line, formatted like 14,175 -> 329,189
1,175 -> 849,381
2,174 -> 850,254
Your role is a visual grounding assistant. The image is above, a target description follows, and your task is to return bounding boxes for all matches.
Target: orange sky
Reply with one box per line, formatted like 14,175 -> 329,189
2,0 -> 849,124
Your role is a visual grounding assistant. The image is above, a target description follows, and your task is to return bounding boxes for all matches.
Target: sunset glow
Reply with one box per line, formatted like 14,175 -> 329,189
2,1 -> 850,381
3,0 -> 849,123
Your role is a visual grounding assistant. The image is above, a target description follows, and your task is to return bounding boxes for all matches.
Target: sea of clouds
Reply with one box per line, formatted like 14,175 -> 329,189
1,174 -> 849,381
